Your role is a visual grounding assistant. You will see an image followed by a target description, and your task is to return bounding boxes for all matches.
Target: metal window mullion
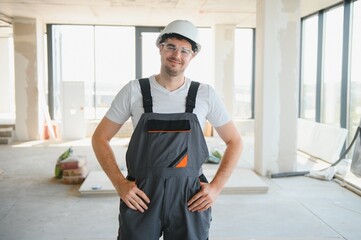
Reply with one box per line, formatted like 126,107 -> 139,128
46,24 -> 54,119
93,26 -> 97,120
135,27 -> 143,79
298,19 -> 304,118
316,10 -> 324,123
251,28 -> 256,119
340,0 -> 352,129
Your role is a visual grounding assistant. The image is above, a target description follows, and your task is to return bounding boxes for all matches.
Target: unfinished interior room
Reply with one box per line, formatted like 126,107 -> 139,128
1,0 -> 361,239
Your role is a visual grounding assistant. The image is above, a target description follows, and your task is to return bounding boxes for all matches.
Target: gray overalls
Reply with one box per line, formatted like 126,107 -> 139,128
117,78 -> 211,240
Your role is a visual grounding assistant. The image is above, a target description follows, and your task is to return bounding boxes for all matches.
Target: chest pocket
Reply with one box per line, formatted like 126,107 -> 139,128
147,119 -> 191,132
145,119 -> 190,168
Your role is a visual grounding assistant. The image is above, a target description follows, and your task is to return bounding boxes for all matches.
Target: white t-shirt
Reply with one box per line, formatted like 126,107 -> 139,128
105,75 -> 230,130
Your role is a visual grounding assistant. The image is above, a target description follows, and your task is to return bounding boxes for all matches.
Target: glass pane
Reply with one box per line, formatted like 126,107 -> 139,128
300,15 -> 318,120
234,28 -> 253,119
142,32 -> 161,77
187,28 -> 214,86
349,0 -> 361,137
94,26 -> 135,119
322,6 -> 344,126
53,25 -> 94,120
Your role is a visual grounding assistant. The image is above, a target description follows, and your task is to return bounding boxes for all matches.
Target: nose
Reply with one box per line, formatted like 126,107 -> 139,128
172,48 -> 182,58
172,48 -> 180,55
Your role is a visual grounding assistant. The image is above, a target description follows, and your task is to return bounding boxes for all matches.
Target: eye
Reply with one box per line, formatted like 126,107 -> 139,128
181,49 -> 191,55
166,45 -> 177,51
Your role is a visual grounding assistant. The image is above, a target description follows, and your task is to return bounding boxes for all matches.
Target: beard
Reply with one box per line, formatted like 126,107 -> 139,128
163,57 -> 186,76
164,65 -> 183,76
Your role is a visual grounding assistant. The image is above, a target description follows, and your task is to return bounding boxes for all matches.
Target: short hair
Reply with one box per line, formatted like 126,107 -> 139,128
159,33 -> 198,53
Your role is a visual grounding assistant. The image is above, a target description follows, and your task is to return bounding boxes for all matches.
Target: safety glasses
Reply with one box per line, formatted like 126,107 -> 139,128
160,43 -> 194,57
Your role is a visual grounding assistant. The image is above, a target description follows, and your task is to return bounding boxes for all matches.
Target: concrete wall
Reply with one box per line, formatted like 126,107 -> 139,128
254,0 -> 300,175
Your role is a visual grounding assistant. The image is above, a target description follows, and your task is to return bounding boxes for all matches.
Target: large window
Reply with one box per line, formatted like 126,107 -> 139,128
51,25 -> 93,120
300,15 -> 319,120
299,0 -> 361,190
141,31 -> 161,77
51,25 -> 135,120
94,26 -> 135,119
300,1 -> 361,141
321,5 -> 344,126
349,0 -> 361,136
50,25 -> 215,121
300,5 -> 350,127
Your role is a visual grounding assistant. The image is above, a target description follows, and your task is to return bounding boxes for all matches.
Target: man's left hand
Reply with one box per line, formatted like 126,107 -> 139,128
187,182 -> 221,212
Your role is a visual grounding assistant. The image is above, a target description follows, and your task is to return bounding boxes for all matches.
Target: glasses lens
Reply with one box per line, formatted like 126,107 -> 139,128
166,44 -> 176,52
181,49 -> 191,56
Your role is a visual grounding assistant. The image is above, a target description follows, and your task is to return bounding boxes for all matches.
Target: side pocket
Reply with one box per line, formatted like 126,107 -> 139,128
199,174 -> 208,183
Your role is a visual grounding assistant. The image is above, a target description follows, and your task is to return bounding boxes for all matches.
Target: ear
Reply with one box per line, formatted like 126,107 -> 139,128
190,52 -> 197,60
158,44 -> 163,54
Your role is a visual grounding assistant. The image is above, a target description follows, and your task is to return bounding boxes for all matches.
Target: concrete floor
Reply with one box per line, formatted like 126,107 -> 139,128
1,139 -> 361,240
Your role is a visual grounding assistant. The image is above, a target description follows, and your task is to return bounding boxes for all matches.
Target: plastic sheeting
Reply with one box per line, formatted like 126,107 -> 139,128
351,124 -> 361,177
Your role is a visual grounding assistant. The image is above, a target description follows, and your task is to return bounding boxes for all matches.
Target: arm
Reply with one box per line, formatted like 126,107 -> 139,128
92,117 -> 150,212
188,120 -> 243,212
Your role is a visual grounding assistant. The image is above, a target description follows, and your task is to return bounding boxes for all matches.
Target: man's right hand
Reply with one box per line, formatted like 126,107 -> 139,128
116,179 -> 150,213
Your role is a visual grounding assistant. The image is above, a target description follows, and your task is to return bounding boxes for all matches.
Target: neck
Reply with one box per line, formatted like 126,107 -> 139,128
155,73 -> 185,91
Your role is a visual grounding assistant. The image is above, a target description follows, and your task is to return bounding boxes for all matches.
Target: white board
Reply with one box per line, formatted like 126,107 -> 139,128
62,81 -> 85,139
79,167 -> 268,195
298,118 -> 348,163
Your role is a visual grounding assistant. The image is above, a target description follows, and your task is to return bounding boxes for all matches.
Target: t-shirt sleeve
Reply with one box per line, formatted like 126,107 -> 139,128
105,83 -> 131,124
206,86 -> 231,128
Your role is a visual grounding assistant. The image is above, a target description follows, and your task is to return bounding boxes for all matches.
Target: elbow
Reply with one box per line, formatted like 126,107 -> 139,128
227,132 -> 243,154
91,130 -> 99,149
233,133 -> 243,149
91,127 -> 105,149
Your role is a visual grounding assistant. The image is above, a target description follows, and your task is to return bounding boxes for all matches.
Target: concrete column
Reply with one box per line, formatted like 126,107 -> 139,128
13,17 -> 45,140
214,24 -> 235,115
254,0 -> 300,175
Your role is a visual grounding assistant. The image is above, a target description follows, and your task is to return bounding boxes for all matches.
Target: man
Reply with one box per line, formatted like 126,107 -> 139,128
92,19 -> 243,240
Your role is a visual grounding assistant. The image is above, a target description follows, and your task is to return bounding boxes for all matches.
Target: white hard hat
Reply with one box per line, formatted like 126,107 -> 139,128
156,20 -> 201,53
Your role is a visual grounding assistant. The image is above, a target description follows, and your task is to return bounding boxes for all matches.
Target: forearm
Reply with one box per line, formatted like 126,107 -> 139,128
92,136 -> 127,191
210,126 -> 243,191
188,131 -> 242,212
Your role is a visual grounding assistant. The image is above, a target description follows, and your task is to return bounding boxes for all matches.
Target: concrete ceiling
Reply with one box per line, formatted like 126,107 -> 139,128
0,0 -> 341,30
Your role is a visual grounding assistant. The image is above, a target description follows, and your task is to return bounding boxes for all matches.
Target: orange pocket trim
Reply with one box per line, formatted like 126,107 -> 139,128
175,154 -> 188,168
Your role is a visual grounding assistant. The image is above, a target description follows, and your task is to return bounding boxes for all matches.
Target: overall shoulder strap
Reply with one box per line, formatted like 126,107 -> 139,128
186,81 -> 200,113
139,78 -> 153,113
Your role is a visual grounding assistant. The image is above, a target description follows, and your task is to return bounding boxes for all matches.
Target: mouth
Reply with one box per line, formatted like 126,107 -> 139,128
167,57 -> 182,66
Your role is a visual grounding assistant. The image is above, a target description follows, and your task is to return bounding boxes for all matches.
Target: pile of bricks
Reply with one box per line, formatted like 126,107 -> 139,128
55,147 -> 89,184
58,155 -> 89,184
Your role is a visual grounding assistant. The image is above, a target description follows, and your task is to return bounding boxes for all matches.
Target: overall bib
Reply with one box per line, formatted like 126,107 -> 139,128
117,78 -> 211,240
